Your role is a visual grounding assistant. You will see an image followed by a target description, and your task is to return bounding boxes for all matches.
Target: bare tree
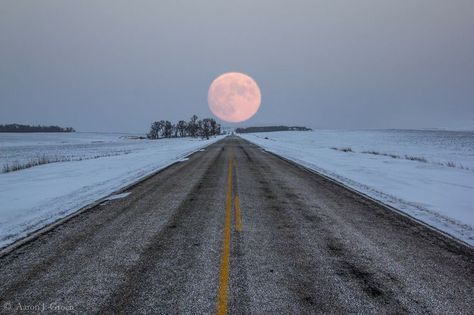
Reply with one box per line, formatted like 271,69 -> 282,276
187,115 -> 199,137
177,120 -> 187,137
147,121 -> 163,139
163,121 -> 173,138
199,118 -> 212,139
210,118 -> 219,136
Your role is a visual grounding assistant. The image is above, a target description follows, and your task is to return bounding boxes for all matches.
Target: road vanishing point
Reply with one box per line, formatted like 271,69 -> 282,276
0,136 -> 473,314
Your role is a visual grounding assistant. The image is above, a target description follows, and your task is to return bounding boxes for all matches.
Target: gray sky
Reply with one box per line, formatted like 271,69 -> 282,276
1,0 -> 473,132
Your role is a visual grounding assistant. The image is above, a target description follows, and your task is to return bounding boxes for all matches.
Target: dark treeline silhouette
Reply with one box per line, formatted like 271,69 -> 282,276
235,126 -> 312,133
0,123 -> 75,133
147,115 -> 221,140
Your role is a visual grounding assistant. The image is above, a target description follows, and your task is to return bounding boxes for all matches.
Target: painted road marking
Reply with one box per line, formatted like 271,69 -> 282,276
216,157 -> 233,315
232,157 -> 243,232
235,196 -> 242,232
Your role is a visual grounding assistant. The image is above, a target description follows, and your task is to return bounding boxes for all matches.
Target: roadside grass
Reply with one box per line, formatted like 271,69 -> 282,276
335,148 -> 471,171
331,147 -> 353,152
2,155 -> 53,173
2,151 -> 132,173
361,150 -> 400,159
446,161 -> 456,168
361,150 -> 427,163
404,155 -> 428,163
439,161 -> 470,170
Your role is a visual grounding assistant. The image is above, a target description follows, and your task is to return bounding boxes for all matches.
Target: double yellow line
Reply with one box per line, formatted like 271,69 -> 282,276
216,156 -> 242,315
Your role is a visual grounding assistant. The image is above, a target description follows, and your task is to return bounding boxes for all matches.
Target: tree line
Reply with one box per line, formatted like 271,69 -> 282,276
147,115 -> 221,140
235,126 -> 312,133
0,123 -> 75,133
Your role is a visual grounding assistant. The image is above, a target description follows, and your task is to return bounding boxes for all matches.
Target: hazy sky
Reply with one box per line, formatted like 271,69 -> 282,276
1,0 -> 473,132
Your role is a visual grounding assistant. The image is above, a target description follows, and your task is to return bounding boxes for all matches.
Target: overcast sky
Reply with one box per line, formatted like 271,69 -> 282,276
1,0 -> 473,132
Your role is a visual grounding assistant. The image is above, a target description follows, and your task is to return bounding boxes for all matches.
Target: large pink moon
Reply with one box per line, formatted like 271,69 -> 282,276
208,72 -> 262,123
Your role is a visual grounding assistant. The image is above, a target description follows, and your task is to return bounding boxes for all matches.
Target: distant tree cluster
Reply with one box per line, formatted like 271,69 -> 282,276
147,115 -> 221,140
0,123 -> 75,133
235,126 -> 312,133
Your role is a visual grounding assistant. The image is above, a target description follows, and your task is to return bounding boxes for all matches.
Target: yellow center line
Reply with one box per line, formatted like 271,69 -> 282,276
216,156 -> 233,315
235,196 -> 242,232
232,157 -> 243,232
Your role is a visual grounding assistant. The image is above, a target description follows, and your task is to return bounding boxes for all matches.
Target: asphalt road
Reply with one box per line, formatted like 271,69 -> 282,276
0,136 -> 473,314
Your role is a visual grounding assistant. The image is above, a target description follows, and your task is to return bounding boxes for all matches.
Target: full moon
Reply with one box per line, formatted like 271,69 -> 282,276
208,72 -> 261,123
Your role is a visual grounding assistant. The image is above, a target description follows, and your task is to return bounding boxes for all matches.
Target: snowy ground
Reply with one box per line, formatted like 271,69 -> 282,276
240,130 -> 474,245
0,132 -> 146,170
0,133 -> 223,248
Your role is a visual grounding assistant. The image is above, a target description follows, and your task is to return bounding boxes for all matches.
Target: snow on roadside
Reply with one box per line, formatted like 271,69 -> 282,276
0,136 -> 223,248
239,131 -> 474,246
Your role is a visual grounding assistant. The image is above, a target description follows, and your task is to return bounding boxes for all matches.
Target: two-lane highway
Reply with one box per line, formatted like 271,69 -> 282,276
0,136 -> 473,314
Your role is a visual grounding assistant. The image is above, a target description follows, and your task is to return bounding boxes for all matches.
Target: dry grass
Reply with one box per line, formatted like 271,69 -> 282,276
404,155 -> 428,163
332,146 -> 473,171
446,161 -> 456,168
2,155 -> 57,173
2,151 -> 131,173
331,147 -> 353,152
362,151 -> 400,159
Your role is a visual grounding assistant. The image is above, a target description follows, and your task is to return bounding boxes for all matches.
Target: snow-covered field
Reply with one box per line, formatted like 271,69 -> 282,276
240,130 -> 474,245
0,132 -> 144,170
0,133 -> 223,248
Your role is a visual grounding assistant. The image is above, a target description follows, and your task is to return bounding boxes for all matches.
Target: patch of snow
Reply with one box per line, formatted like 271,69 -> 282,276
0,134 -> 224,248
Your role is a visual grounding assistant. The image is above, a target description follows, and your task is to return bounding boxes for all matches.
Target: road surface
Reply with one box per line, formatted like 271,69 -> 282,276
0,136 -> 473,314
